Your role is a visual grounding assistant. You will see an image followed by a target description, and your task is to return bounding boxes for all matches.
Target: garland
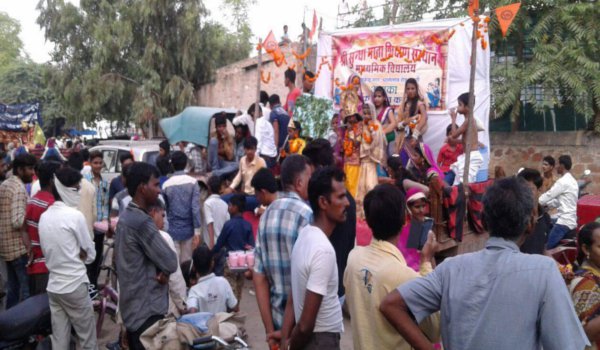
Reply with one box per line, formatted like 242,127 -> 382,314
261,70 -> 271,84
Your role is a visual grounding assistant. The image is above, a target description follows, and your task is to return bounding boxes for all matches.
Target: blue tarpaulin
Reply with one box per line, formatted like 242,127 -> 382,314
0,102 -> 42,131
66,128 -> 97,136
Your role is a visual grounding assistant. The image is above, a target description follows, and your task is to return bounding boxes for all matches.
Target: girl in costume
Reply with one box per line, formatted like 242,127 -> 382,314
398,78 -> 428,141
280,120 -> 306,159
341,88 -> 363,198
372,86 -> 397,156
356,102 -> 386,219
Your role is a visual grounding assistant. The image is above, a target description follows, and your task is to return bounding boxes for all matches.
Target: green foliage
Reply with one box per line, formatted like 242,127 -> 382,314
0,62 -> 65,124
492,2 -> 600,132
37,0 -> 254,129
0,11 -> 25,73
293,94 -> 335,139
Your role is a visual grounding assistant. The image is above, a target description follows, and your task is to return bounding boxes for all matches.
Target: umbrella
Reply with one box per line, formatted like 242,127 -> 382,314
159,107 -> 237,148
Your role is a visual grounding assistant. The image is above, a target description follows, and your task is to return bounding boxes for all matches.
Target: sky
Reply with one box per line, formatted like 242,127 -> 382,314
0,0 -> 386,64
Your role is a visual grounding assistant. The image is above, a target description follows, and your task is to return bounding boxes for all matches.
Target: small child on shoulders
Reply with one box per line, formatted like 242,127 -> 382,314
212,194 -> 254,302
186,246 -> 239,314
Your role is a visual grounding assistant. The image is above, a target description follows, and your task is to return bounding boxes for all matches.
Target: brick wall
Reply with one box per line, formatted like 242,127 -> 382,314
489,131 -> 600,194
196,44 -> 316,111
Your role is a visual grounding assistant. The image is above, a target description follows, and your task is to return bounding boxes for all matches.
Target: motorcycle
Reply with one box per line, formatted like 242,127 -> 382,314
0,293 -> 52,350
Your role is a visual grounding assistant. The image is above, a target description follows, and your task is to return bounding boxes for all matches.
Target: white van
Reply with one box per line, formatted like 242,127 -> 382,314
89,140 -> 161,182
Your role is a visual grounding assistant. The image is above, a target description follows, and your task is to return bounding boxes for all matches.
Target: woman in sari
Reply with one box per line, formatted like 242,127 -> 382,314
372,86 -> 397,156
356,102 -> 386,219
400,136 -> 442,184
570,221 -> 600,349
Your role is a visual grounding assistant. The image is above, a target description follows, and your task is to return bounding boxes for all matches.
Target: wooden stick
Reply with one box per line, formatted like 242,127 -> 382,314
462,11 -> 479,187
255,38 -> 262,136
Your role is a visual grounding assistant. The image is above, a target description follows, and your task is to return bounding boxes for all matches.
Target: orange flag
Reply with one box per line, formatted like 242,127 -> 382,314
468,0 -> 479,17
496,3 -> 521,37
262,31 -> 286,66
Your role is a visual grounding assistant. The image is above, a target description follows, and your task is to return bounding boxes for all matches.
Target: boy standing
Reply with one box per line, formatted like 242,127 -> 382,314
212,194 -> 254,301
25,161 -> 60,295
344,184 -> 439,350
187,246 -> 238,314
162,151 -> 202,262
281,167 -> 349,350
203,176 -> 230,248
448,93 -> 483,185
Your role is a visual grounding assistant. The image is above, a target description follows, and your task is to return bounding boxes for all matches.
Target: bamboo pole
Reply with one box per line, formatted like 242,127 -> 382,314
462,11 -> 479,187
255,38 -> 262,136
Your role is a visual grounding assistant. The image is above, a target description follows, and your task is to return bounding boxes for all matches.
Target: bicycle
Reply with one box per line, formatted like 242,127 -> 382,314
93,240 -> 119,336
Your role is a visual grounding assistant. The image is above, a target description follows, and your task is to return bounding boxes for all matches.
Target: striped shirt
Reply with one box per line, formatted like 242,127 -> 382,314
254,191 -> 313,329
25,190 -> 55,274
0,176 -> 28,261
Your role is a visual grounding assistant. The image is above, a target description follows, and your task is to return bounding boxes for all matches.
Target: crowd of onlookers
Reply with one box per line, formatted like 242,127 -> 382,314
0,66 -> 597,350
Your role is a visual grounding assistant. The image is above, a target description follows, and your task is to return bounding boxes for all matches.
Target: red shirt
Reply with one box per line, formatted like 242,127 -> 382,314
437,143 -> 464,173
286,87 -> 302,118
25,190 -> 55,275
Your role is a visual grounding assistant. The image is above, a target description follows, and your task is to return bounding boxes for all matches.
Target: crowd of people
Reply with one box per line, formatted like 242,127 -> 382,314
0,67 -> 596,350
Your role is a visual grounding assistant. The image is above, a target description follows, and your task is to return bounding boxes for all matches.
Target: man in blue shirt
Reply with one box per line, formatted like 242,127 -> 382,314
268,94 -> 290,152
381,176 -> 588,350
162,151 -> 201,263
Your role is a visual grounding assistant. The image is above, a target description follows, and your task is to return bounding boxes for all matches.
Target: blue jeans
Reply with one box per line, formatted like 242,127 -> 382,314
546,223 -> 572,250
6,254 -> 29,309
221,193 -> 259,212
208,138 -> 239,177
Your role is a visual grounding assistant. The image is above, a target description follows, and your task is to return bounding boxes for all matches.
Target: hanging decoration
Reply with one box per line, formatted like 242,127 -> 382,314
496,3 -> 522,37
292,47 -> 312,60
261,70 -> 271,84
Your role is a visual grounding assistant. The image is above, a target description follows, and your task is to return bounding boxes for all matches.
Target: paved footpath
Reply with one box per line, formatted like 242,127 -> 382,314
98,280 -> 354,349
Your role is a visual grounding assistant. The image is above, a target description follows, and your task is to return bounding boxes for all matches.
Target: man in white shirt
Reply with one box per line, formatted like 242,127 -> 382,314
39,167 -> 97,350
539,155 -> 579,249
203,176 -> 230,248
281,167 -> 349,350
249,102 -> 277,168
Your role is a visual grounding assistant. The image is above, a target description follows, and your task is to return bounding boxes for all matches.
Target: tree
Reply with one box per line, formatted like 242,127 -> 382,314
495,2 -> 600,133
37,0 -> 254,132
0,11 -> 25,72
0,61 -> 65,131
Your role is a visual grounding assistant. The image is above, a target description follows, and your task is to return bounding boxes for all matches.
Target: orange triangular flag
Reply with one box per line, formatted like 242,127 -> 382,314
468,0 -> 479,17
496,3 -> 521,37
262,31 -> 280,55
262,31 -> 286,65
